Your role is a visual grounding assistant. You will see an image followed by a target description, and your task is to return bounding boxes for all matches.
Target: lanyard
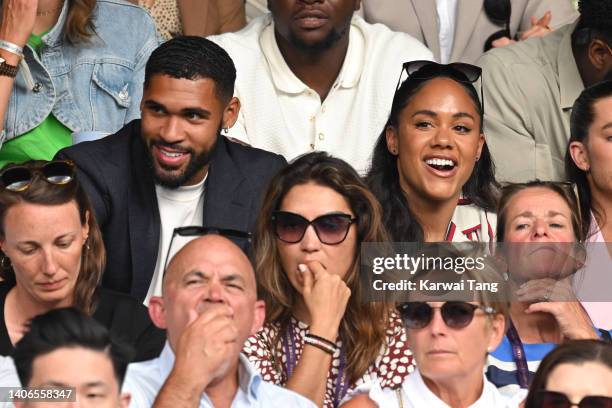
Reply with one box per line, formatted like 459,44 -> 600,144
506,319 -> 531,389
281,320 -> 349,408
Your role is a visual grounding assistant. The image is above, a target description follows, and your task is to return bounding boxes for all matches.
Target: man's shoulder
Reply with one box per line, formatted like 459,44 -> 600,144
208,14 -> 269,51
353,14 -> 424,46
122,356 -> 164,406
256,380 -> 317,406
57,122 -> 138,168
477,26 -> 567,73
221,137 -> 287,172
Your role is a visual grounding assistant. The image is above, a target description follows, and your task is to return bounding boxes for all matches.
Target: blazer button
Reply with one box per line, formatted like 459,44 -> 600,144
32,83 -> 42,93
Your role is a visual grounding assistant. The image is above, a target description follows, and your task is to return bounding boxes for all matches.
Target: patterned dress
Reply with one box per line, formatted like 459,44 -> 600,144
242,312 -> 415,408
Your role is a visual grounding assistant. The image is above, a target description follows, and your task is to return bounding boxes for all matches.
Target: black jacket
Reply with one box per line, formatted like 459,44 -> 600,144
57,120 -> 286,301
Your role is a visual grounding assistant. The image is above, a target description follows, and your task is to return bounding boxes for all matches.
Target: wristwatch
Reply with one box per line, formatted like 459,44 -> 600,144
0,57 -> 19,78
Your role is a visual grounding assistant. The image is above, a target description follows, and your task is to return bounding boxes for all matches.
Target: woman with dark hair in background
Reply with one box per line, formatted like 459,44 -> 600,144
243,152 -> 414,408
367,61 -> 498,243
566,80 -> 612,329
0,160 -> 164,360
525,340 -> 612,408
0,0 -> 159,167
487,181 -> 609,397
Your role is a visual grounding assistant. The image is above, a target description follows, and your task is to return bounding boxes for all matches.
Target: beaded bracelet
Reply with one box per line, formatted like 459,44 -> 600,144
304,334 -> 337,355
306,333 -> 337,349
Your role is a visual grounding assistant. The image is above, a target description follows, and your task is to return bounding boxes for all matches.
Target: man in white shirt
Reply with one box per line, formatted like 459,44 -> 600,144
122,234 -> 317,408
210,0 -> 433,174
57,37 -> 286,303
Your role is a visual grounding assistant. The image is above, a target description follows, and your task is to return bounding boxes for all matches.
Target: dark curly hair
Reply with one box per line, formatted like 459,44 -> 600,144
574,0 -> 612,44
144,36 -> 236,103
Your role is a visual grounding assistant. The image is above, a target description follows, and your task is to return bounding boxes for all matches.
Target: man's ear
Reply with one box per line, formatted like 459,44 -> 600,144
119,393 -> 131,408
250,300 -> 266,335
148,296 -> 168,329
569,141 -> 590,172
587,38 -> 611,71
385,126 -> 399,156
222,97 -> 241,130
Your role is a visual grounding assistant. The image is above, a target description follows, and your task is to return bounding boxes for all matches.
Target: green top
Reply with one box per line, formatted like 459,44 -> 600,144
0,31 -> 72,169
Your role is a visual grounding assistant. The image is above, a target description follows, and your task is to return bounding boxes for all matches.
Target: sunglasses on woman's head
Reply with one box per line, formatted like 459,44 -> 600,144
271,211 -> 357,245
0,160 -> 75,192
395,60 -> 484,111
534,390 -> 612,408
397,301 -> 497,330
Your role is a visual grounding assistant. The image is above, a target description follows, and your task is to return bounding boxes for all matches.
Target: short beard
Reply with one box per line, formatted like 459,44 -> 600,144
289,22 -> 349,52
146,130 -> 219,189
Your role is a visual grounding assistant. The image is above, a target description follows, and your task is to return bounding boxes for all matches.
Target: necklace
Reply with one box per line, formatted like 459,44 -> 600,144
36,3 -> 64,16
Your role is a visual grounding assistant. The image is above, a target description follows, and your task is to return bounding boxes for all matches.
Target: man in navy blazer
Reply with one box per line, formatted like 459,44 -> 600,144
57,37 -> 286,302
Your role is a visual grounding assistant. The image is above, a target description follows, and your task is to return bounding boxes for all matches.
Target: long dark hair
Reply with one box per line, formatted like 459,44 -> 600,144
0,161 -> 105,315
565,80 -> 612,239
366,73 -> 498,242
525,340 -> 612,408
255,152 -> 392,383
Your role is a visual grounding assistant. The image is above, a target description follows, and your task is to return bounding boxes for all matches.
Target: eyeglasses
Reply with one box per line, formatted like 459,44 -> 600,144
397,301 -> 497,330
163,226 -> 252,274
271,211 -> 357,245
533,390 -> 612,408
483,0 -> 512,52
395,60 -> 484,112
0,160 -> 75,192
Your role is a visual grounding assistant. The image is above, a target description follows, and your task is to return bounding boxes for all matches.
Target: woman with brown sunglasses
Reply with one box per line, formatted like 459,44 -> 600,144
242,152 -> 414,408
0,160 -> 164,361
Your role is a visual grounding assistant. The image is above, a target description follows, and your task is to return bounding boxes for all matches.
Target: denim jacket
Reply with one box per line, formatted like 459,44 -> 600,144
1,0 -> 160,146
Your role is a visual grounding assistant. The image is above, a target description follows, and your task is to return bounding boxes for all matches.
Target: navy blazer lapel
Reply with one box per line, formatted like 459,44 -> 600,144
127,128 -> 161,300
203,137 -> 252,232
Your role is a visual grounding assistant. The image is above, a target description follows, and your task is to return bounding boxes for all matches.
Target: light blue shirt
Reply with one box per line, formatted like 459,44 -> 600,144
1,0 -> 160,146
122,342 -> 317,408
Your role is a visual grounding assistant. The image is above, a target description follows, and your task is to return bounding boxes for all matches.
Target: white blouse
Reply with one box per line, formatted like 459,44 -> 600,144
366,368 -> 523,408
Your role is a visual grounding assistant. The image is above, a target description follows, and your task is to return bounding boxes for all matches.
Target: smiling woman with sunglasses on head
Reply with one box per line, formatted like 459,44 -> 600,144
0,160 -> 164,360
367,60 -> 498,244
343,253 -> 520,408
242,152 -> 414,408
525,340 -> 612,408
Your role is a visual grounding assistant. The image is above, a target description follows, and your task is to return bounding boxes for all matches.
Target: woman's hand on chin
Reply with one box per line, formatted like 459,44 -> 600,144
300,261 -> 351,341
525,301 -> 599,340
515,277 -> 577,303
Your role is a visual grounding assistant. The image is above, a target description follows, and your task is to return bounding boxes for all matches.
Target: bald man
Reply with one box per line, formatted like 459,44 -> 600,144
122,235 -> 316,408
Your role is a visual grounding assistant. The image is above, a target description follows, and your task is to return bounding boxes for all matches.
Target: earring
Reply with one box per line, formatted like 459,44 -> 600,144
222,127 -> 229,135
83,239 -> 91,251
475,156 -> 480,161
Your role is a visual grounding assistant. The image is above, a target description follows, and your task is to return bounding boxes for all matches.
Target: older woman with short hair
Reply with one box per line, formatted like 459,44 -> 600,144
344,250 -> 520,407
